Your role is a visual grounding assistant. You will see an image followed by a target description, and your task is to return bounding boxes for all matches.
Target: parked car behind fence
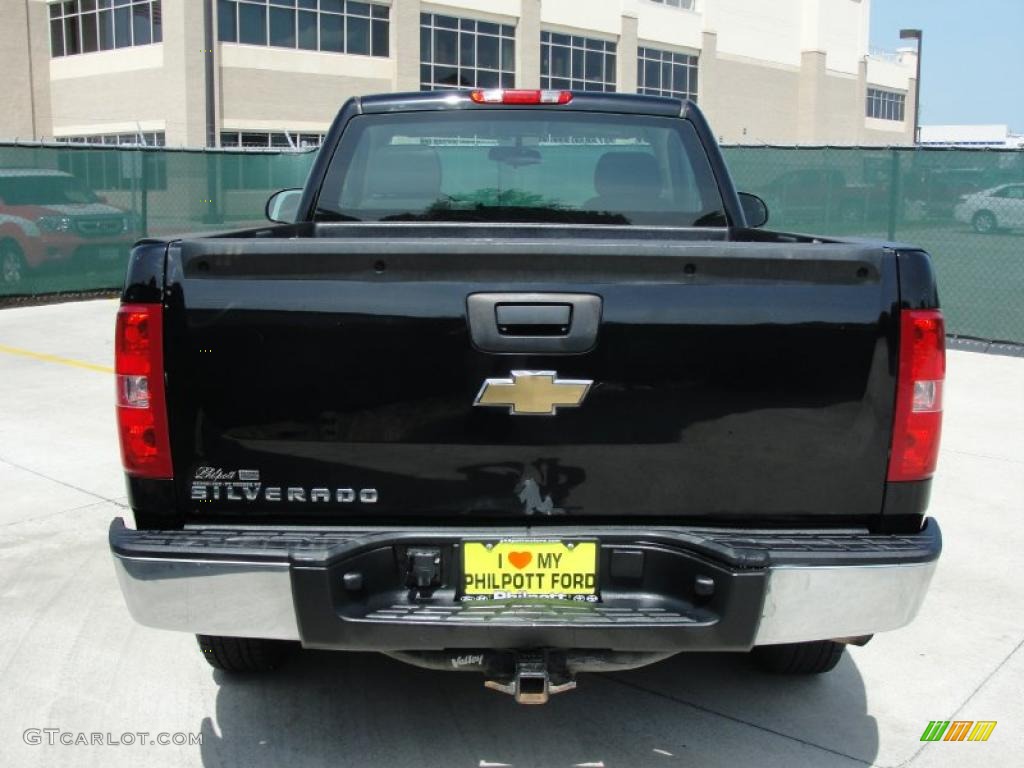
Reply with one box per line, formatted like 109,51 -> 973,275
954,183 -> 1024,234
0,169 -> 136,287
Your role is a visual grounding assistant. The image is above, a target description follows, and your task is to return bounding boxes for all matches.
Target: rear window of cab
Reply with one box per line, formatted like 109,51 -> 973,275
316,110 -> 726,227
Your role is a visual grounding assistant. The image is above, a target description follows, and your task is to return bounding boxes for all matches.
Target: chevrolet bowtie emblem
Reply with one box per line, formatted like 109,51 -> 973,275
474,371 -> 593,416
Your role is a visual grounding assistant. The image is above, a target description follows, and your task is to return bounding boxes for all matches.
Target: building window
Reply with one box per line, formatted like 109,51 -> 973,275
56,131 -> 166,146
540,31 -> 616,92
637,46 -> 697,101
645,0 -> 696,9
419,14 -> 515,91
219,131 -> 325,149
218,132 -> 319,190
55,132 -> 168,190
49,0 -> 163,57
217,0 -> 389,57
866,88 -> 906,121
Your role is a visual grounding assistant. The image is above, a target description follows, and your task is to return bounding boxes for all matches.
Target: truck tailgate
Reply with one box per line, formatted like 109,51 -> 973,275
164,227 -> 898,525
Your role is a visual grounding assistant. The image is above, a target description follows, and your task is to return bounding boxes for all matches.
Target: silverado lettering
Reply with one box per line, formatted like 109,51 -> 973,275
189,483 -> 378,503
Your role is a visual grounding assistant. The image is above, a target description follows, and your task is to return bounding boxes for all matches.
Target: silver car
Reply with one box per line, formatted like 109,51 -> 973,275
954,183 -> 1024,234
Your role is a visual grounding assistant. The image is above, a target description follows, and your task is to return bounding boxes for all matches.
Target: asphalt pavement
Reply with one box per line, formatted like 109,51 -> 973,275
0,298 -> 1021,768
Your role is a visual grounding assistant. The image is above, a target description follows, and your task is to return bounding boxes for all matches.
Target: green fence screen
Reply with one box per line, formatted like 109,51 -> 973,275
1,142 -> 1021,343
725,146 -> 1024,346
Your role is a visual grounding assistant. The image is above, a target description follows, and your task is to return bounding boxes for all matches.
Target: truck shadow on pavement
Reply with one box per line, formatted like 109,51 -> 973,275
198,648 -> 879,767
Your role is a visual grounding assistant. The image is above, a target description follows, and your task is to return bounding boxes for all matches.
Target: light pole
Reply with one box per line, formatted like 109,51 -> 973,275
900,28 -> 923,144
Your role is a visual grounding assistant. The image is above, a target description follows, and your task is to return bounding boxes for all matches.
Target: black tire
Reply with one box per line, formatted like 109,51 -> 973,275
196,634 -> 293,673
972,210 -> 998,234
751,640 -> 845,675
0,240 -> 27,286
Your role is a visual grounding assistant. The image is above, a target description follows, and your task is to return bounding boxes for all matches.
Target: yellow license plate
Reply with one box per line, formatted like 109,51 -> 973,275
462,540 -> 598,598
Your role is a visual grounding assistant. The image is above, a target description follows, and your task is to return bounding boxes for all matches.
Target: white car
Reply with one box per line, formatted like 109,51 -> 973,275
954,183 -> 1024,234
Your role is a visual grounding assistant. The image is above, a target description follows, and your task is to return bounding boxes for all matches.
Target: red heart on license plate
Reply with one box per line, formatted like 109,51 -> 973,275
508,551 -> 532,570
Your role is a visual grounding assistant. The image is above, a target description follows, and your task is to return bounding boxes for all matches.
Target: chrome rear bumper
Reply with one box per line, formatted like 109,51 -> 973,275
111,519 -> 940,648
755,561 -> 936,644
113,557 -> 299,640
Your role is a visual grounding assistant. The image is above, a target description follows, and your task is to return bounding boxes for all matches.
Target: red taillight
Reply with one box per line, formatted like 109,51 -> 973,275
116,303 -> 172,478
888,309 -> 945,482
469,89 -> 573,105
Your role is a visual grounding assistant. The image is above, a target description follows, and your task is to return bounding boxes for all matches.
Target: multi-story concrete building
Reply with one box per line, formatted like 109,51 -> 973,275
2,0 -> 917,147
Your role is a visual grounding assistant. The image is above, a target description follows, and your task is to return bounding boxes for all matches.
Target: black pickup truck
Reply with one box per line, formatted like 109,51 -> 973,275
110,90 -> 943,704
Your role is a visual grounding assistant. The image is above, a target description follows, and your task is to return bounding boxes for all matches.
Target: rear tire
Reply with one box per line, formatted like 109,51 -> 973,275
751,640 -> 845,675
0,240 -> 27,286
196,635 -> 293,673
972,210 -> 998,234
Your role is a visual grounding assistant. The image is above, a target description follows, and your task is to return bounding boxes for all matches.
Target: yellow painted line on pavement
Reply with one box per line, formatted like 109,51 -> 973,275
0,343 -> 114,374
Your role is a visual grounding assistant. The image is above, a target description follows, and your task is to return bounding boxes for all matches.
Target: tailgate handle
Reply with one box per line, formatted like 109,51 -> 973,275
496,304 -> 572,334
468,293 -> 602,354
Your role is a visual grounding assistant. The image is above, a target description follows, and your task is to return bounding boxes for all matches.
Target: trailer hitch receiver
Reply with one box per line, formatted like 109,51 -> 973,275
484,653 -> 576,705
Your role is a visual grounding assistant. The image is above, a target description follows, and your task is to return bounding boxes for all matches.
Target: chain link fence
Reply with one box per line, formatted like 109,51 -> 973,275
1,141 -> 1021,344
0,143 -> 315,297
725,146 -> 1024,346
